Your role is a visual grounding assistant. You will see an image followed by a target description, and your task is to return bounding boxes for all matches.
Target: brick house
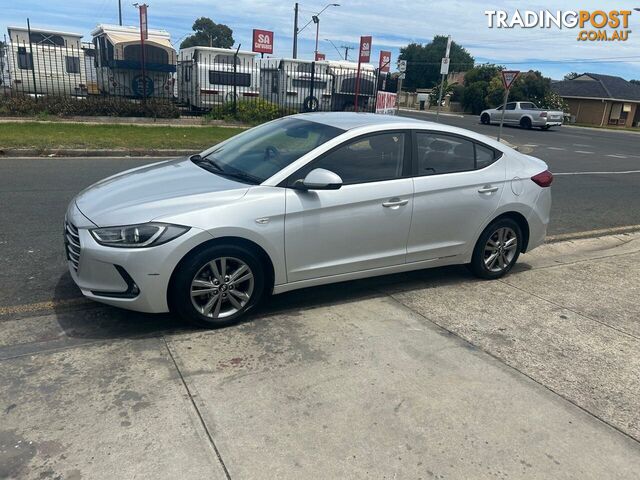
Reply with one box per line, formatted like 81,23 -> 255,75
551,73 -> 640,128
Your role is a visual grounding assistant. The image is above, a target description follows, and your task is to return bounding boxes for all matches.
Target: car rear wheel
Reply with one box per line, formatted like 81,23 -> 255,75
170,244 -> 265,328
520,117 -> 532,129
481,113 -> 490,124
469,218 -> 522,279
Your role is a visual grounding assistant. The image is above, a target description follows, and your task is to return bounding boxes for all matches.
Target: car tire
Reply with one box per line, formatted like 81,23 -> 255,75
169,244 -> 265,328
520,117 -> 532,129
469,218 -> 522,280
480,113 -> 490,125
541,125 -> 551,130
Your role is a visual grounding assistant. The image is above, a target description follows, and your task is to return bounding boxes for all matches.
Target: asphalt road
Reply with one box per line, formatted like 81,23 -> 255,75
400,110 -> 640,235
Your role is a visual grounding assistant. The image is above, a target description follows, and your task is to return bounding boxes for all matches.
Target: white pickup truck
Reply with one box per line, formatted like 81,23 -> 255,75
480,101 -> 563,130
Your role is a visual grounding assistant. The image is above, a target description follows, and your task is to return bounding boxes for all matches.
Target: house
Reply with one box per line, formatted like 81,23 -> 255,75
552,73 -> 640,128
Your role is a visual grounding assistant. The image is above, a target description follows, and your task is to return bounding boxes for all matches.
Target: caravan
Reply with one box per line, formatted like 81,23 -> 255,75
91,24 -> 176,98
177,47 -> 260,111
258,58 -> 333,112
6,26 -> 95,96
326,60 -> 377,111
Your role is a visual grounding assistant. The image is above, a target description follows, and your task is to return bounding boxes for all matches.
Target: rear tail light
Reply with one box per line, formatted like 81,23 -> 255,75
531,170 -> 553,187
539,111 -> 548,117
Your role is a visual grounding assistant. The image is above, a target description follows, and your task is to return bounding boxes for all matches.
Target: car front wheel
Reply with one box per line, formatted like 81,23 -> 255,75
170,244 -> 265,328
481,113 -> 490,124
469,219 -> 522,279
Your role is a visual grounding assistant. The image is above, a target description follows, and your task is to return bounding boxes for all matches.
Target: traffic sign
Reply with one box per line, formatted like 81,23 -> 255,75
440,57 -> 450,75
398,60 -> 407,72
501,70 -> 520,90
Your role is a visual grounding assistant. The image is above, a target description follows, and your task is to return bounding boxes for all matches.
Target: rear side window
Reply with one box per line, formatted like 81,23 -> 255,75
416,132 -> 499,175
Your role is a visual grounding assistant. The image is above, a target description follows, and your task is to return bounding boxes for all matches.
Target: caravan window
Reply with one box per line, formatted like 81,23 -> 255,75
209,70 -> 251,87
292,79 -> 327,89
65,56 -> 80,74
29,32 -> 65,47
215,54 -> 240,65
17,47 -> 33,70
98,37 -> 114,64
297,64 -> 313,73
123,44 -> 169,64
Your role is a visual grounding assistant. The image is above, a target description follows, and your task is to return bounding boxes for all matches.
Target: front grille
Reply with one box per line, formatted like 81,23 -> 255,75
64,220 -> 81,271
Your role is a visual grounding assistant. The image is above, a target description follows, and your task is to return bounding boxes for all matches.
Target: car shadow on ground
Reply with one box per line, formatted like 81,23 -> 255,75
53,261 -> 534,341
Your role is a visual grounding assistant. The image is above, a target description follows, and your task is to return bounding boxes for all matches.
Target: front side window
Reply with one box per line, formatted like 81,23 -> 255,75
198,117 -> 344,184
505,103 -> 516,110
65,56 -> 80,74
17,47 -> 33,70
294,132 -> 406,185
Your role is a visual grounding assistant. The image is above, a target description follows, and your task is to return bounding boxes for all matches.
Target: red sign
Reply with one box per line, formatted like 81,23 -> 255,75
501,70 -> 520,90
358,35 -> 372,63
375,91 -> 397,115
252,29 -> 274,54
379,50 -> 391,72
139,4 -> 148,40
315,52 -> 326,61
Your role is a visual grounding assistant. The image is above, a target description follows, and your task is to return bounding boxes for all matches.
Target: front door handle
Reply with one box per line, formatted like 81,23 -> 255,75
382,198 -> 409,208
478,185 -> 499,194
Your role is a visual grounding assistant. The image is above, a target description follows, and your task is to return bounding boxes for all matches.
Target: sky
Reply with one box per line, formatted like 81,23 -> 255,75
2,0 -> 640,81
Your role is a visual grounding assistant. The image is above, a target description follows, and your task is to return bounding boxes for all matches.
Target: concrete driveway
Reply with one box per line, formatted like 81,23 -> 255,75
2,233 -> 639,479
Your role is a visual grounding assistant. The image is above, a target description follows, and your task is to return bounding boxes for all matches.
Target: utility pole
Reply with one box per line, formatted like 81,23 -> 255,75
341,45 -> 354,61
312,16 -> 319,59
292,2 -> 299,59
118,0 -> 122,26
435,35 -> 452,122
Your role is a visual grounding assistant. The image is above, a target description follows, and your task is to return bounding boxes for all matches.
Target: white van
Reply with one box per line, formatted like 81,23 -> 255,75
178,46 -> 259,110
326,60 -> 377,111
258,58 -> 333,112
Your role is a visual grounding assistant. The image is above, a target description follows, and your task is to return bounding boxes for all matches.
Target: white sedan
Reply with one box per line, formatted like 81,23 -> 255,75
65,112 -> 552,327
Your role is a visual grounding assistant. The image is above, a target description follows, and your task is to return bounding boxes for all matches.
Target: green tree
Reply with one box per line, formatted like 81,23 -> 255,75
630,79 -> 640,86
460,64 -> 502,114
428,80 -> 456,107
564,72 -> 580,80
398,36 -> 474,90
180,17 -> 234,49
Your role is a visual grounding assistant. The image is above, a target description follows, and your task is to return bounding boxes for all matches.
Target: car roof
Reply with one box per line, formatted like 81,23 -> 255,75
293,112 -> 432,131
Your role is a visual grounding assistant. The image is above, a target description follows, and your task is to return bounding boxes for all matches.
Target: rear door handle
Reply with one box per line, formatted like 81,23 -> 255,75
382,198 -> 409,208
478,185 -> 499,194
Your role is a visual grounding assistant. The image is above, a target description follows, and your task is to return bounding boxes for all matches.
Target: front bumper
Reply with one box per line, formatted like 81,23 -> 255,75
66,202 -> 213,313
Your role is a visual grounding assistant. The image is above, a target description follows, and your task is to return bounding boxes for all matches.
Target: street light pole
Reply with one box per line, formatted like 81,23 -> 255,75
296,3 -> 339,59
313,16 -> 320,60
118,0 -> 122,26
292,2 -> 299,58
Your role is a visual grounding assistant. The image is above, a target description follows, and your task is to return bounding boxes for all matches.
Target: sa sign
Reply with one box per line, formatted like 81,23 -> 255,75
358,35 -> 372,63
379,51 -> 391,73
252,29 -> 274,54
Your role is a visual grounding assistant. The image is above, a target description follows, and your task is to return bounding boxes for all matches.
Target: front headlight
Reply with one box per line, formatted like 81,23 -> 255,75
90,223 -> 190,248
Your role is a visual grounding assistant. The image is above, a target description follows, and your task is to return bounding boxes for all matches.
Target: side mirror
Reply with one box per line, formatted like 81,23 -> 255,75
300,168 -> 343,190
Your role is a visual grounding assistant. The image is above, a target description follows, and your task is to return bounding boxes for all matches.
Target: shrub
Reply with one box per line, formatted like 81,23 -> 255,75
205,98 -> 289,124
0,94 -> 180,118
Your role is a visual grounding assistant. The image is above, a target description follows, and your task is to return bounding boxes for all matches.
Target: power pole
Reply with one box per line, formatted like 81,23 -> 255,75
435,35 -> 452,123
341,45 -> 354,61
292,2 -> 299,59
118,0 -> 122,26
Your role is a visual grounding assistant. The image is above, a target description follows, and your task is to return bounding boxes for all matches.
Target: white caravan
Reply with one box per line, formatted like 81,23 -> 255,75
326,60 -> 377,111
178,47 -> 259,110
91,24 -> 177,98
6,26 -> 94,96
258,58 -> 333,112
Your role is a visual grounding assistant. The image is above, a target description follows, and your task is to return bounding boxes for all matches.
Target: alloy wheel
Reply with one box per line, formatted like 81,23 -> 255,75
483,227 -> 518,273
190,256 -> 254,319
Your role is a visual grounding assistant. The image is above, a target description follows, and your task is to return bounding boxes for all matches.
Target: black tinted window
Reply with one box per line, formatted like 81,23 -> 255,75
417,133 -> 474,175
65,56 -> 80,74
209,71 -> 251,87
505,103 -> 516,110
297,132 -> 405,185
475,144 -> 496,169
17,47 -> 33,70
